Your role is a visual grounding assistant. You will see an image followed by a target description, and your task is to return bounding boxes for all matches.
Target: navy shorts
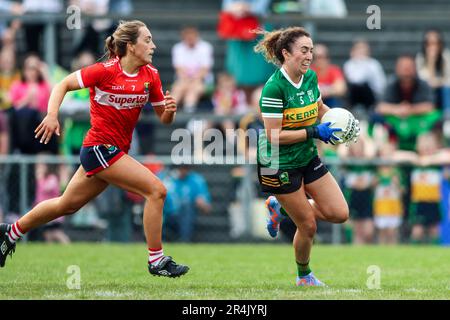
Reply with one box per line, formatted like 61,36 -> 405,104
257,156 -> 329,194
80,144 -> 125,177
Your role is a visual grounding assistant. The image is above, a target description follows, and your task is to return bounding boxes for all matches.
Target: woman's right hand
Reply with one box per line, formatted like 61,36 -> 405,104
34,114 -> 60,144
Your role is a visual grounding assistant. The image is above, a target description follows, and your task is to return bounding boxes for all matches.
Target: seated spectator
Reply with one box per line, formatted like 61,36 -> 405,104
310,44 -> 347,108
343,40 -> 386,115
171,26 -> 214,113
0,48 -> 20,110
415,29 -> 450,111
375,54 -> 436,151
212,72 -> 248,142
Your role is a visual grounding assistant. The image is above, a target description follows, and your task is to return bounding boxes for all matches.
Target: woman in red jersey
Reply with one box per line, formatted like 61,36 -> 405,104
0,20 -> 189,277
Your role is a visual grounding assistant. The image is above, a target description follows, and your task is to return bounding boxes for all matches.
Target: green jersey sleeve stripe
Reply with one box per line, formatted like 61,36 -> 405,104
262,97 -> 283,102
261,113 -> 283,118
261,101 -> 283,105
262,103 -> 283,108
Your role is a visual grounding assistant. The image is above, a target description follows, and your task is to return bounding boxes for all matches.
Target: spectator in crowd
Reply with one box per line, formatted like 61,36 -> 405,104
373,140 -> 404,244
9,53 -> 54,154
212,72 -> 248,142
34,161 -> 70,243
310,44 -> 347,108
416,29 -> 450,111
171,26 -> 214,113
375,54 -> 436,151
409,132 -> 443,244
163,165 -> 212,242
9,54 -> 51,115
0,48 -> 20,110
340,133 -> 377,244
219,0 -> 274,102
343,40 -> 386,115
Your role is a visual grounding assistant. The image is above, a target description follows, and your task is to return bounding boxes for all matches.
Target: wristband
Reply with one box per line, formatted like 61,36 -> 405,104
305,126 -> 317,140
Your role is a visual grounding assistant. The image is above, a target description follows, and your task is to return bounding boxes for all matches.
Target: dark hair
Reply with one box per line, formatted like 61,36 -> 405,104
254,27 -> 311,66
421,29 -> 445,76
20,52 -> 44,83
104,20 -> 147,59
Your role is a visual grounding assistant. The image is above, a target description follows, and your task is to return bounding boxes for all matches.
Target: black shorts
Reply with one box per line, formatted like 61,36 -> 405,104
257,156 -> 329,194
80,144 -> 125,177
410,202 -> 442,226
349,189 -> 373,220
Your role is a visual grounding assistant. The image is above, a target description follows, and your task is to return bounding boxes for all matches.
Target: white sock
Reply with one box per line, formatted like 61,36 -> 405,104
148,247 -> 164,266
7,221 -> 24,243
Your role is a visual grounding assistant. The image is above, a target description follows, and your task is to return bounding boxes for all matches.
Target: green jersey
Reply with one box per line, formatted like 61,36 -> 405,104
257,67 -> 321,169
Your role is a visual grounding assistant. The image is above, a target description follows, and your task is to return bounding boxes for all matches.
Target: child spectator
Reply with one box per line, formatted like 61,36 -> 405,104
373,141 -> 404,244
410,133 -> 443,244
341,134 -> 377,244
34,161 -> 70,243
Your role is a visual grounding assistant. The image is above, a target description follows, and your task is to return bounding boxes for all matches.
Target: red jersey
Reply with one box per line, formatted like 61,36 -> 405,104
75,57 -> 165,153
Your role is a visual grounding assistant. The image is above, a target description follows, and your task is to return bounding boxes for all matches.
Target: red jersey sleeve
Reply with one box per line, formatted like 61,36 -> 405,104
76,62 -> 109,89
148,68 -> 165,107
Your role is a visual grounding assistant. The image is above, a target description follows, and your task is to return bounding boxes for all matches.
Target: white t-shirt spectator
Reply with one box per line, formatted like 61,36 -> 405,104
172,39 -> 214,85
344,57 -> 386,99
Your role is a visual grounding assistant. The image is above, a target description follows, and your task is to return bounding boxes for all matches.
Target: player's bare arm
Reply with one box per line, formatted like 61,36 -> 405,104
35,72 -> 81,144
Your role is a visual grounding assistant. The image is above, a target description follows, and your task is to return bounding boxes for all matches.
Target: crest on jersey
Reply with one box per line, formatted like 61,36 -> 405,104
144,82 -> 150,93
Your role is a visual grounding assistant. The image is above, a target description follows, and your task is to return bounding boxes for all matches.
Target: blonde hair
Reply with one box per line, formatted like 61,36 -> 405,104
254,27 -> 311,66
104,20 -> 147,59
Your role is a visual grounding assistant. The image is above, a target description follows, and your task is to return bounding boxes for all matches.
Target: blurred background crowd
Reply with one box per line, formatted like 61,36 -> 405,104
0,0 -> 449,245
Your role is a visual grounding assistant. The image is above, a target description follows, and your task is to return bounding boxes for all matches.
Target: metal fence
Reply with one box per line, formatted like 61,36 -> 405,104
1,154 -> 449,244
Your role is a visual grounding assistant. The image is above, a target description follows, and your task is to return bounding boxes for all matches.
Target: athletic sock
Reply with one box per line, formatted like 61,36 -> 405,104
280,207 -> 289,217
148,247 -> 164,266
7,221 -> 24,243
296,260 -> 312,277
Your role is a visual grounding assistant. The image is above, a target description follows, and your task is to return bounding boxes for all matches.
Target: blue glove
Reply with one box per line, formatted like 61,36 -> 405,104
312,122 -> 342,144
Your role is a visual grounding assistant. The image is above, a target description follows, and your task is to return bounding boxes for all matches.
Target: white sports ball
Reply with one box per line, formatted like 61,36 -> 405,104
321,108 -> 359,144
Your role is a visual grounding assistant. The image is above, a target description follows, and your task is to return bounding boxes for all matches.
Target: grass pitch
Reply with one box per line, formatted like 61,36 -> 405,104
0,243 -> 449,299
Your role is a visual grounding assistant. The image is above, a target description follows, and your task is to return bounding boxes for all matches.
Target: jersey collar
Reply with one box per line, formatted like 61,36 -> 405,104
117,60 -> 139,77
280,67 -> 303,89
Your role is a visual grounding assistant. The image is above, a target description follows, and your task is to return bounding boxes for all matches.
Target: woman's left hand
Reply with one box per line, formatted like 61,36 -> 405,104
164,90 -> 177,113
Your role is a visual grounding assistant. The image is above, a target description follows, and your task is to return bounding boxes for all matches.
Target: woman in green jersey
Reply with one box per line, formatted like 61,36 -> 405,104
254,27 -> 359,286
